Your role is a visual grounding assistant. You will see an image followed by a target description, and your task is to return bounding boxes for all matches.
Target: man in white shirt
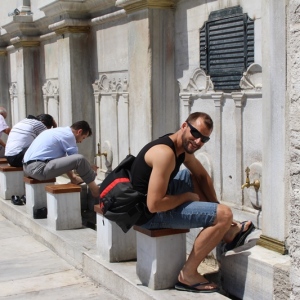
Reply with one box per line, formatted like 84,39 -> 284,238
23,120 -> 99,197
0,107 -> 11,158
5,114 -> 57,167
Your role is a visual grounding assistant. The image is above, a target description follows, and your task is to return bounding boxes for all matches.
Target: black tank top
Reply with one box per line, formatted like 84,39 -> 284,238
131,134 -> 185,195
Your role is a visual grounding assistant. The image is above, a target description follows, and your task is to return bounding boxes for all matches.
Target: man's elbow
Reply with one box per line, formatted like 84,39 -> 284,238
148,207 -> 157,213
147,201 -> 160,213
4,128 -> 10,135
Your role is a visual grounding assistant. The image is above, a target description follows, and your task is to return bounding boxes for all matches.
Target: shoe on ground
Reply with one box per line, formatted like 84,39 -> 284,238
20,195 -> 26,204
34,207 -> 47,219
11,195 -> 24,206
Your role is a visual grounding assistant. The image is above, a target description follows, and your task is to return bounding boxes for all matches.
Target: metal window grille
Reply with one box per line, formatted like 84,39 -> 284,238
200,6 -> 254,91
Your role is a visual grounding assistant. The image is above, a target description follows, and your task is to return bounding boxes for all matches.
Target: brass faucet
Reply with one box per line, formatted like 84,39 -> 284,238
95,143 -> 107,158
241,167 -> 260,191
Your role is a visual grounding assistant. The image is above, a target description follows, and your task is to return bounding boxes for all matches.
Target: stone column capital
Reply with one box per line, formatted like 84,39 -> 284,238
232,92 -> 246,108
49,19 -> 90,35
10,37 -> 40,48
116,0 -> 175,13
179,93 -> 192,104
0,48 -> 6,56
211,92 -> 224,107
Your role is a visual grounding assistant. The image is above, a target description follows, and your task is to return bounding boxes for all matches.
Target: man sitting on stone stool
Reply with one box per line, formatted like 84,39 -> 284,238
23,120 -> 100,198
129,112 -> 254,293
5,114 -> 57,167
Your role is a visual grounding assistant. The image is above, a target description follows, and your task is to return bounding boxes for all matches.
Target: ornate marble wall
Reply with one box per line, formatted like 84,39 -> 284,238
0,0 -> 294,298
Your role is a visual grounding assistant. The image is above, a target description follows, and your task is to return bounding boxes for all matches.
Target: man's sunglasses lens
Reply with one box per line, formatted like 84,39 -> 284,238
191,130 -> 209,143
188,122 -> 210,143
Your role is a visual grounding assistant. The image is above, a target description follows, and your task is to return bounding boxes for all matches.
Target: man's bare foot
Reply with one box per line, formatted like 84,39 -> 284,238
176,270 -> 218,292
223,220 -> 252,244
70,175 -> 84,185
223,221 -> 255,251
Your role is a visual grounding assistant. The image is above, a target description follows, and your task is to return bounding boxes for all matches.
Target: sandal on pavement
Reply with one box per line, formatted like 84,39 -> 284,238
225,221 -> 255,251
20,195 -> 26,204
11,195 -> 24,206
174,281 -> 219,293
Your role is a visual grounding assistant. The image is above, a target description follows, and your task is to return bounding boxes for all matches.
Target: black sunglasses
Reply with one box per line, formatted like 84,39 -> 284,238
186,122 -> 210,143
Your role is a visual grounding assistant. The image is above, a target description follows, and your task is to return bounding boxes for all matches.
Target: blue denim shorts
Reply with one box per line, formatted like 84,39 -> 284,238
141,169 -> 218,230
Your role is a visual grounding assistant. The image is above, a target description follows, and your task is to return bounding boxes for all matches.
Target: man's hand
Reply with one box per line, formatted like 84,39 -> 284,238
91,164 -> 98,172
186,192 -> 201,202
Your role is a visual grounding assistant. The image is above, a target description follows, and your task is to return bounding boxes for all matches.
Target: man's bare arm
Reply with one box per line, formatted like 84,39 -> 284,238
145,145 -> 200,213
3,128 -> 11,135
184,153 -> 219,203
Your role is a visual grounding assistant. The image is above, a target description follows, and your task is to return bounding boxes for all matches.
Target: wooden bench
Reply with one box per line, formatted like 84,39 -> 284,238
0,165 -> 24,199
94,204 -> 136,262
24,176 -> 56,217
0,158 -> 8,164
134,225 -> 189,290
45,184 -> 82,230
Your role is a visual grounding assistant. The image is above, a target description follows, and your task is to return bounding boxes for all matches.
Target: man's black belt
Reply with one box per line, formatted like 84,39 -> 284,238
23,160 -> 49,166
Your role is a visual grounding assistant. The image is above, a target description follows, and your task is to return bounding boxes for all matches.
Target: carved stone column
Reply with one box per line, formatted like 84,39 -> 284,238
122,92 -> 130,153
232,92 -> 246,207
179,93 -> 192,121
212,92 -> 224,200
116,0 -> 177,153
92,81 -> 101,177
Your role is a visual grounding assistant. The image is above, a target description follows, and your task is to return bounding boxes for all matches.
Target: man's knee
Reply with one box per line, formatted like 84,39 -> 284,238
72,153 -> 88,165
74,153 -> 84,160
215,204 -> 233,226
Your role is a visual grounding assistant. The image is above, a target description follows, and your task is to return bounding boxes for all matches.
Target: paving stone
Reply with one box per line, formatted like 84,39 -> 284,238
0,214 -> 122,300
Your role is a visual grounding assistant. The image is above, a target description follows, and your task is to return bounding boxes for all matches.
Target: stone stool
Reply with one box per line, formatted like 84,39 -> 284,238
24,176 -> 56,217
94,204 -> 136,262
0,165 -> 24,199
134,226 -> 189,290
46,184 -> 82,230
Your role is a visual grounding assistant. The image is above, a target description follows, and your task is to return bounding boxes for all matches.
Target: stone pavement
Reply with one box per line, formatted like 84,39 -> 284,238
0,213 -> 121,300
0,197 -> 230,300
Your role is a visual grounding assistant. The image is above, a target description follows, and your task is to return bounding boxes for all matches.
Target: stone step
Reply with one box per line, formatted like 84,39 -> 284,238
0,196 -> 230,300
0,213 -> 122,300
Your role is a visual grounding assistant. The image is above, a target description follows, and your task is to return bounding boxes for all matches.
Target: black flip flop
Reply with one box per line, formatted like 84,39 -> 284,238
175,281 -> 219,293
225,221 -> 255,251
11,195 -> 24,206
20,195 -> 26,204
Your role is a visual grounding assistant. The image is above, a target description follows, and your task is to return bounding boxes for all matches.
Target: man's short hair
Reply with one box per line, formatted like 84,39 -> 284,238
36,114 -> 54,129
71,120 -> 92,136
186,112 -> 213,130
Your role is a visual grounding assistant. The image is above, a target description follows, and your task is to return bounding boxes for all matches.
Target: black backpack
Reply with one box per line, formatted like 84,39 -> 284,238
99,154 -> 153,233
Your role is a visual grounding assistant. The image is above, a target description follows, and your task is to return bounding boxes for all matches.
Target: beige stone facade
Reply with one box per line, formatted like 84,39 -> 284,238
0,0 -> 298,299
